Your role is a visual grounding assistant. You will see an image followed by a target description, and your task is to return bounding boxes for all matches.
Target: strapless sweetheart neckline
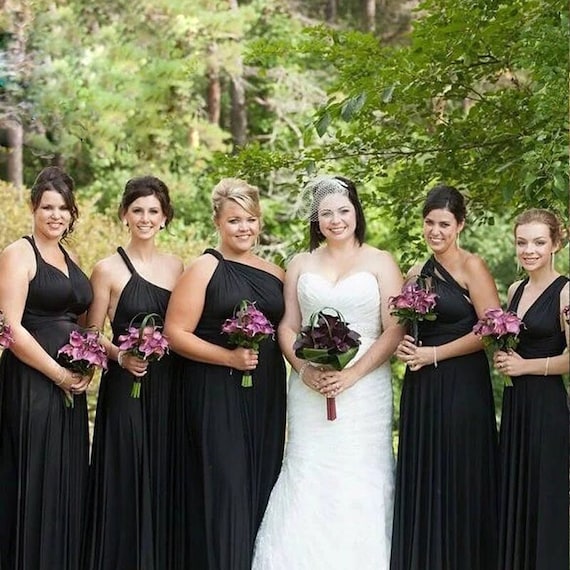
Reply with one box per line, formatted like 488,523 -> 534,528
299,270 -> 376,288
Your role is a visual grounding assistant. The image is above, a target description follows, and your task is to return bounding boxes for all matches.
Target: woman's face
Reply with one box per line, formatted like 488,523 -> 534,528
33,190 -> 72,241
317,193 -> 357,243
122,195 -> 166,241
515,222 -> 557,273
422,208 -> 464,255
215,200 -> 260,254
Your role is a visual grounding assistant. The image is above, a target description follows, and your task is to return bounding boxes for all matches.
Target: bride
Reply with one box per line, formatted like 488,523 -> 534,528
252,176 -> 404,569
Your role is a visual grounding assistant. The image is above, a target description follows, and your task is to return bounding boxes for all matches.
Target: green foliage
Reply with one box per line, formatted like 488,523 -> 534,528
224,0 -> 568,264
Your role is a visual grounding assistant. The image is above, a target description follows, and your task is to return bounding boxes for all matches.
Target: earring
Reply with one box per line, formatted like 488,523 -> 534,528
551,252 -> 555,270
160,224 -> 165,230
516,257 -> 521,272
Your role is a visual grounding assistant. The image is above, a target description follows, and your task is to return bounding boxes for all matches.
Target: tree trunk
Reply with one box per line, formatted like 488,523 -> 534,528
230,75 -> 247,150
228,0 -> 247,150
4,118 -> 23,190
361,0 -> 376,33
206,45 -> 221,125
325,0 -> 338,23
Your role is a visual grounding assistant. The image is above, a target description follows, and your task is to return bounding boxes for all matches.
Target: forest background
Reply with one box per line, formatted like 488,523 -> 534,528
0,0 -> 568,432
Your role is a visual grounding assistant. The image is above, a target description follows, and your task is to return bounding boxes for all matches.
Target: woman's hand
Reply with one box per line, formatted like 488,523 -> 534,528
299,365 -> 325,393
229,347 -> 259,372
318,367 -> 359,397
56,368 -> 90,395
119,352 -> 149,377
493,350 -> 525,377
395,334 -> 436,371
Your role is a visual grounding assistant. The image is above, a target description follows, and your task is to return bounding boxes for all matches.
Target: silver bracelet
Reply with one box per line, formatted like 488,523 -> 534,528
298,362 -> 310,380
118,351 -> 125,368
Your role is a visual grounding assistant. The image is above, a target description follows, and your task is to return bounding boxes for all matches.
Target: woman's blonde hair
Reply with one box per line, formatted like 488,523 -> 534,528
211,178 -> 262,221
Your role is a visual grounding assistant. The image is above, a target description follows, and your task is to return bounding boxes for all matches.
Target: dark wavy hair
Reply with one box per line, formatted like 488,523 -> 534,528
30,166 -> 78,238
309,176 -> 366,251
118,176 -> 174,228
422,184 -> 466,223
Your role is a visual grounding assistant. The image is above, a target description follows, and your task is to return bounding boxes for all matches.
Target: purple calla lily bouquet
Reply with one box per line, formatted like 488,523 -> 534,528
472,308 -> 525,386
388,279 -> 438,344
118,313 -> 169,398
293,307 -> 361,421
221,300 -> 275,388
0,311 -> 15,349
58,328 -> 108,406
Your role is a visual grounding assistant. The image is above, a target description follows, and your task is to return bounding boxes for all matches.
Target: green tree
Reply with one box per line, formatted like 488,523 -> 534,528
223,0 -> 568,262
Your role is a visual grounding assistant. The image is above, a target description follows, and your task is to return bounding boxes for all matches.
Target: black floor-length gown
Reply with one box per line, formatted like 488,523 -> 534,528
498,275 -> 569,570
83,247 -> 176,570
391,257 -> 499,570
172,248 -> 286,570
0,235 -> 92,570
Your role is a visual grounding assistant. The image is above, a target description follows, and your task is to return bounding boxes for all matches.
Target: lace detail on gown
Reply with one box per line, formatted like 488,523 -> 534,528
252,272 -> 394,570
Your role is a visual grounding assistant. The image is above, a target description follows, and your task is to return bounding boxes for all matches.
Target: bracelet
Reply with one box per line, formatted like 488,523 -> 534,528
54,368 -> 66,386
298,362 -> 310,380
117,351 -> 125,368
544,356 -> 550,376
433,346 -> 438,368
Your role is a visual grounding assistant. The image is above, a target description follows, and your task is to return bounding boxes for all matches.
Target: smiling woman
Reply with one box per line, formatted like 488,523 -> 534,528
164,177 -> 287,570
392,184 -> 501,570
81,175 -> 183,570
252,176 -> 403,569
0,166 -> 93,570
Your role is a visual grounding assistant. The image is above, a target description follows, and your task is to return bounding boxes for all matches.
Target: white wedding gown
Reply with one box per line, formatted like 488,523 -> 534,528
252,272 -> 394,570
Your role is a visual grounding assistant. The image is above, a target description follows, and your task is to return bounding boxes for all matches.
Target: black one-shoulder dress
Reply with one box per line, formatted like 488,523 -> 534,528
83,247 -> 176,570
391,257 -> 499,570
171,248 -> 286,570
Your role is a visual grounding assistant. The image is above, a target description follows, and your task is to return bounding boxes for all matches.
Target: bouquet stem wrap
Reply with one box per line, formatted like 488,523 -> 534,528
293,307 -> 361,421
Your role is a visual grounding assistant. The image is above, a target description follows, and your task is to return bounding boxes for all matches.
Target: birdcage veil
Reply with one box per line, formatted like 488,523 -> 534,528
295,176 -> 349,221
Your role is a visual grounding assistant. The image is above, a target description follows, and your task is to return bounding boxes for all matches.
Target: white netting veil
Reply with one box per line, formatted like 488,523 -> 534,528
295,176 -> 349,221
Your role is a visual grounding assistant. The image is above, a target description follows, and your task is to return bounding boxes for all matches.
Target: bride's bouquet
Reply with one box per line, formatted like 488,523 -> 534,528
293,307 -> 361,421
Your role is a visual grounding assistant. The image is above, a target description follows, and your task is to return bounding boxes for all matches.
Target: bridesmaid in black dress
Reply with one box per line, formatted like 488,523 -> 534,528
493,209 -> 569,570
0,167 -> 93,570
392,185 -> 501,570
82,176 -> 183,570
164,178 -> 286,570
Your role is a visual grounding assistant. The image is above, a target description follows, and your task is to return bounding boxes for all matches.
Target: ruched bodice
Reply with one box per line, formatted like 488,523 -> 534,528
21,235 -> 92,335
297,271 -> 381,342
253,271 -> 394,570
